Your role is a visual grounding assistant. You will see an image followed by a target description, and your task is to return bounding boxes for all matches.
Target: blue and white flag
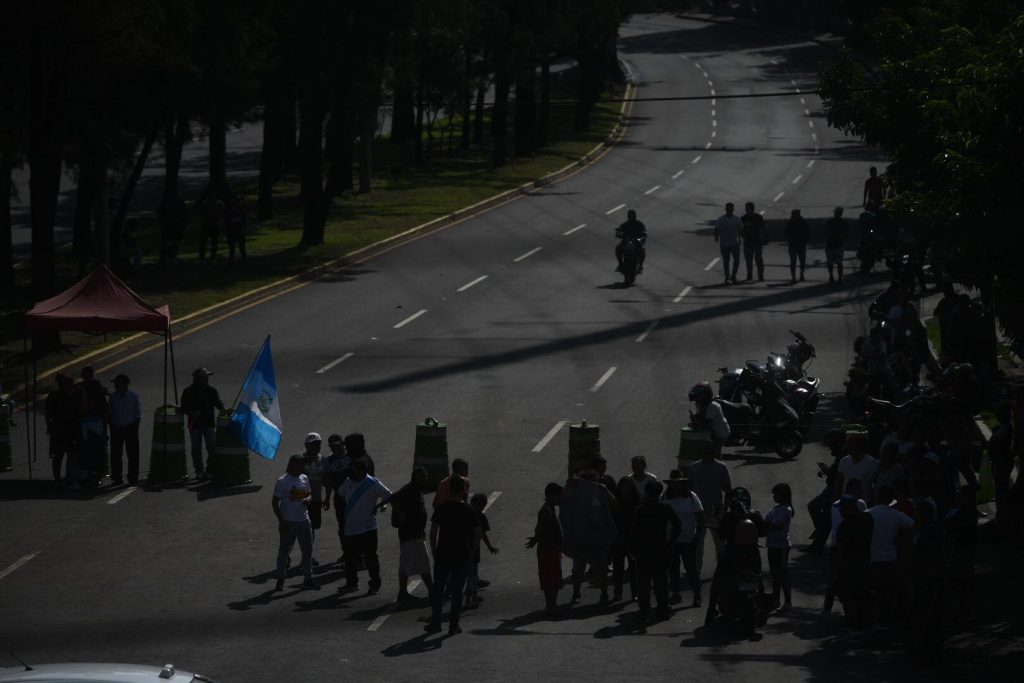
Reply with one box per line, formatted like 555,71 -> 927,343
231,336 -> 283,460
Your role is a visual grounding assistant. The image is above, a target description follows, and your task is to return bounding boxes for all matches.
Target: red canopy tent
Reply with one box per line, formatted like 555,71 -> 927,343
23,265 -> 177,478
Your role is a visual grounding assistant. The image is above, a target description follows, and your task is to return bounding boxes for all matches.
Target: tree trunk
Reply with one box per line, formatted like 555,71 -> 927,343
413,79 -> 425,164
207,102 -> 228,197
461,48 -> 472,150
390,76 -> 416,144
325,104 -> 354,199
491,68 -> 510,168
110,116 -> 161,262
258,95 -> 282,220
72,159 -> 95,275
281,90 -> 298,172
358,106 -> 375,193
537,60 -> 551,148
92,161 -> 109,266
514,73 -> 537,157
473,83 -> 485,147
0,151 -> 12,288
298,98 -> 325,246
161,116 -> 187,207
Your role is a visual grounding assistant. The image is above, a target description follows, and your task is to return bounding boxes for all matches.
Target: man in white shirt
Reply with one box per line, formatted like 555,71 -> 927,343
833,431 -> 879,501
663,471 -> 705,607
714,202 -> 743,284
337,458 -> 391,594
107,373 -> 142,486
273,455 -> 318,591
628,455 -> 658,498
868,484 -> 914,628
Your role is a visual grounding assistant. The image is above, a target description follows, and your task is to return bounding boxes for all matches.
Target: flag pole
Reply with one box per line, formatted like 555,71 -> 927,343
232,335 -> 270,410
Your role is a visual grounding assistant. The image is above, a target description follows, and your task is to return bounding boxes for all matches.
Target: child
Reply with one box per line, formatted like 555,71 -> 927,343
527,483 -> 563,617
765,482 -> 794,611
466,492 -> 499,606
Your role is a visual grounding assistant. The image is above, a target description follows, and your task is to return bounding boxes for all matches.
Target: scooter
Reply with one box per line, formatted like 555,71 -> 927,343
693,391 -> 804,459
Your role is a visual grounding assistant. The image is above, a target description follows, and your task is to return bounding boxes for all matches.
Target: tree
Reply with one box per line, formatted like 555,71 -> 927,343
820,0 -> 1024,346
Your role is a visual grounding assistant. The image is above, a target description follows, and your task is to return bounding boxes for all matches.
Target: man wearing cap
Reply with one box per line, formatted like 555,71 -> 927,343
180,367 -> 224,480
298,433 -> 328,564
272,454 -> 318,591
107,374 -> 142,486
662,470 -> 705,607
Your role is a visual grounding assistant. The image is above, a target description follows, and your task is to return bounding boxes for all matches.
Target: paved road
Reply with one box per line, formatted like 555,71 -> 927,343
0,14 -> 948,682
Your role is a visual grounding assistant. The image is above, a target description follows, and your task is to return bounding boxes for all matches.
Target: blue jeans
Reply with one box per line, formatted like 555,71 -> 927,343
277,519 -> 313,579
431,557 -> 468,627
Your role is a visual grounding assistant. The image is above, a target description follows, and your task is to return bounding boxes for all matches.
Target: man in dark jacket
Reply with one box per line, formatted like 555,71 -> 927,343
180,367 -> 224,480
630,480 -> 681,621
740,202 -> 767,281
785,209 -> 810,284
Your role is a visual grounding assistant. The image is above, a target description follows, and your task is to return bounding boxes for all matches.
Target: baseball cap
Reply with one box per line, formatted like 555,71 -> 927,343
192,367 -> 213,378
304,432 -> 322,445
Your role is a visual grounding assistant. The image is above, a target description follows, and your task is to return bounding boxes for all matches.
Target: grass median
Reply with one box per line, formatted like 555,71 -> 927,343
1,85 -> 625,388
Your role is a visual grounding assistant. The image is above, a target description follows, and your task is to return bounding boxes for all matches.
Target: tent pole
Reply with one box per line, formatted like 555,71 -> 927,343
30,352 -> 37,481
23,334 -> 31,480
163,331 -> 168,410
169,327 -> 179,404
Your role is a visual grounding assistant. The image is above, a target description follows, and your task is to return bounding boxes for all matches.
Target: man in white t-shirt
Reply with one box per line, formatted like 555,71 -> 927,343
272,455 -> 318,591
628,455 -> 658,498
868,484 -> 914,628
336,458 -> 392,594
833,431 -> 879,501
663,471 -> 705,607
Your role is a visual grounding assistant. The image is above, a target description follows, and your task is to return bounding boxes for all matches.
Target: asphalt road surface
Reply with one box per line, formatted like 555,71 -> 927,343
1,14 -> 956,683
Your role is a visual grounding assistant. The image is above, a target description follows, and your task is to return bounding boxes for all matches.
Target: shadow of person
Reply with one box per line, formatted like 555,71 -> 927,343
593,611 -> 649,638
227,588 -> 286,611
381,632 -> 448,657
469,608 -> 560,635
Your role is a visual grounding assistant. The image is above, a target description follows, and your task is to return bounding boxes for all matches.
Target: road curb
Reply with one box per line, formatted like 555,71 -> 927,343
14,73 -> 639,393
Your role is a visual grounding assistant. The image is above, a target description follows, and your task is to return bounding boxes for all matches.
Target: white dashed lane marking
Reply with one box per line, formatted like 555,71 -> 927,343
316,352 -> 354,375
513,247 -> 543,262
590,366 -> 618,392
635,321 -> 659,343
807,160 -> 816,169
605,204 -> 626,215
792,174 -> 803,184
692,156 -> 702,164
483,491 -> 502,512
672,170 -> 684,179
672,285 -> 693,303
705,142 -> 712,149
564,223 -> 586,235
532,420 -> 567,453
774,192 -> 785,202
644,185 -> 661,196
107,487 -> 138,505
457,275 -> 488,293
0,553 -> 38,582
394,309 -> 427,329
704,257 -> 720,271
367,578 -> 423,632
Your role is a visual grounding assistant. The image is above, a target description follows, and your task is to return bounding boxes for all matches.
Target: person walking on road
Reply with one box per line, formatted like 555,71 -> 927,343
180,368 -> 224,480
688,442 -> 732,576
714,202 -> 742,284
45,373 -> 80,485
336,458 -> 391,594
785,209 -> 810,283
662,470 -> 705,607
425,475 -> 481,635
629,480 -> 681,622
107,374 -> 141,486
298,433 -> 328,563
527,482 -> 564,617
741,202 -> 767,281
273,455 -> 318,591
825,206 -> 849,285
389,467 -> 435,601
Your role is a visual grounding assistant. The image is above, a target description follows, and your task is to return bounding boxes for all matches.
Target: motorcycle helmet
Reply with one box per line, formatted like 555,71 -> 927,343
734,518 -> 758,546
688,381 -> 713,403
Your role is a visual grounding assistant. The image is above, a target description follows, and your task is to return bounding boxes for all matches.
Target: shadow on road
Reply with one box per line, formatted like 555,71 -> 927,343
380,632 -> 448,657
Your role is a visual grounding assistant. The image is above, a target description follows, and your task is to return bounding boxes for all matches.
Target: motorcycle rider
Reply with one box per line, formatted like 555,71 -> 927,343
704,517 -> 763,627
615,209 -> 647,274
688,382 -> 730,457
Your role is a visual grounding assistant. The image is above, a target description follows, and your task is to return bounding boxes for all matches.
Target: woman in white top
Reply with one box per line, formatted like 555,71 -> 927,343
764,482 -> 794,611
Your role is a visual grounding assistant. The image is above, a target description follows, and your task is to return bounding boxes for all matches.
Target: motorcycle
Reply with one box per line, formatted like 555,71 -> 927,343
693,390 -> 804,459
616,229 -> 642,286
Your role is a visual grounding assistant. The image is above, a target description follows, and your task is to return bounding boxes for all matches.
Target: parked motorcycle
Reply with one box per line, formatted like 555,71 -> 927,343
693,389 -> 804,459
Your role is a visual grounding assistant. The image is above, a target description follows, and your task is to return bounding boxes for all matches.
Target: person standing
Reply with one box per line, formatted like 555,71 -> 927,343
343,433 -> 376,475
740,202 -> 767,281
825,206 -> 849,285
629,480 -> 681,622
527,482 -> 564,617
561,471 -> 617,605
336,458 -> 391,594
863,166 -> 885,208
833,495 -> 873,631
764,483 -> 794,611
688,441 -> 732,576
323,433 -> 350,562
180,368 -> 224,480
662,471 -> 705,607
199,191 -> 225,260
76,366 -> 108,488
689,381 -> 730,457
785,209 -> 810,283
425,475 -> 481,635
833,431 -> 879,502
628,455 -> 658,498
44,374 -> 80,485
466,492 -> 499,606
434,458 -> 470,508
272,455 -> 318,591
107,374 -> 141,486
298,433 -> 328,563
868,484 -> 914,629
389,467 -> 435,601
611,476 -> 640,602
714,202 -> 742,284
592,456 -> 617,494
